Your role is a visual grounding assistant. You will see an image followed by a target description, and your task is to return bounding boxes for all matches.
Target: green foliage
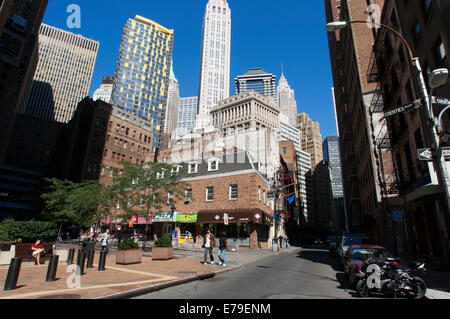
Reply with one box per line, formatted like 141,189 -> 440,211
118,238 -> 139,250
0,220 -> 9,241
154,237 -> 172,247
4,219 -> 57,243
41,178 -> 108,229
104,161 -> 188,221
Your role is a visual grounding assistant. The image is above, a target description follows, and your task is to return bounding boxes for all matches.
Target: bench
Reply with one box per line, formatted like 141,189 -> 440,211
14,243 -> 55,263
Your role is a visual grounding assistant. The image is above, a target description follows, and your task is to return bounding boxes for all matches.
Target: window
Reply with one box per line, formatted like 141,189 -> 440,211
171,165 -> 181,176
156,170 -> 164,179
229,184 -> 238,200
435,37 -> 447,65
206,187 -> 214,201
282,147 -> 287,155
188,162 -> 198,174
185,189 -> 192,203
208,158 -> 220,171
167,192 -> 173,204
258,186 -> 261,201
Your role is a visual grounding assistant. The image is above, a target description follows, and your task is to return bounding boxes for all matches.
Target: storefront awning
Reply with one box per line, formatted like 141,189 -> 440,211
405,183 -> 443,203
153,212 -> 174,222
197,209 -> 273,225
176,213 -> 198,223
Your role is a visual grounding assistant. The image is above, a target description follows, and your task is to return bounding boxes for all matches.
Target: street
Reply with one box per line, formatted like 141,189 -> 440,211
134,248 -> 355,299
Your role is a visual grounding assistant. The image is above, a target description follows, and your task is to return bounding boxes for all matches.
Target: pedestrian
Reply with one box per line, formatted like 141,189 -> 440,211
284,235 -> 289,249
218,232 -> 228,267
101,229 -> 110,256
279,235 -> 283,248
202,228 -> 216,265
31,239 -> 45,265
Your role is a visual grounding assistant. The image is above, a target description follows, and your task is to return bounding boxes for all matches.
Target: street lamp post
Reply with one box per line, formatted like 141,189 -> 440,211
327,20 -> 450,263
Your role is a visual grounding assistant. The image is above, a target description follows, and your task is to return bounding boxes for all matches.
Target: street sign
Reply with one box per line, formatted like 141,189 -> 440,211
417,148 -> 433,161
384,99 -> 422,118
432,96 -> 450,106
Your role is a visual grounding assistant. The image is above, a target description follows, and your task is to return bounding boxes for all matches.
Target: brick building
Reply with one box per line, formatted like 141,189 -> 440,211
157,150 -> 275,249
63,98 -> 155,183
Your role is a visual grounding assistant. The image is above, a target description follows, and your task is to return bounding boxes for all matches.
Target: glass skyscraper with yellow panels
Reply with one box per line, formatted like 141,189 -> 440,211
111,15 -> 174,151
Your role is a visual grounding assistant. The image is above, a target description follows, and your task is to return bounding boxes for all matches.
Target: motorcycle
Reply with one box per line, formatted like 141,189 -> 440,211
355,257 -> 427,299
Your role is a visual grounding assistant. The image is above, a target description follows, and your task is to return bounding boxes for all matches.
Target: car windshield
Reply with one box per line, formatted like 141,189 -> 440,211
351,248 -> 393,260
343,237 -> 368,246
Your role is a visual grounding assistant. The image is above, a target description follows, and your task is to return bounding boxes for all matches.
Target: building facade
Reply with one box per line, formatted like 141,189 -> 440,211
25,23 -> 99,123
176,96 -> 198,139
163,66 -> 179,138
323,135 -> 347,232
235,68 -> 277,104
296,113 -> 323,168
277,73 -> 297,126
196,0 -> 231,130
325,0 -> 387,242
0,0 -> 48,163
111,15 -> 174,151
368,0 -> 450,264
63,98 -> 155,183
93,76 -> 114,103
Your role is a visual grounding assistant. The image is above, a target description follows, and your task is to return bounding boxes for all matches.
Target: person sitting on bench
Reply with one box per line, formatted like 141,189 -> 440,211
31,240 -> 45,265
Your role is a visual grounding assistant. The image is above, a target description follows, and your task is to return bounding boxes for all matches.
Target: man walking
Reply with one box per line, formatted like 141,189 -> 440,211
218,232 -> 228,267
101,229 -> 110,256
202,229 -> 216,265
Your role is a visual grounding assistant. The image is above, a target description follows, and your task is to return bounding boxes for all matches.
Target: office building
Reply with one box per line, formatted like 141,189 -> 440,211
277,73 -> 298,126
176,96 -> 198,139
235,68 -> 277,103
25,23 -> 99,123
296,113 -> 323,168
111,15 -> 174,150
196,0 -> 231,130
93,76 -> 114,103
0,0 -> 48,163
163,65 -> 179,138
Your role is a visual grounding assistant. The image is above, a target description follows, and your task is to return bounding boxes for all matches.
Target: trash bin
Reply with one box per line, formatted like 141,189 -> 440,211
82,241 -> 95,255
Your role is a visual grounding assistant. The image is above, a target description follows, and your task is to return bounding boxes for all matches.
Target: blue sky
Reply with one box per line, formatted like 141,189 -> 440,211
42,0 -> 336,139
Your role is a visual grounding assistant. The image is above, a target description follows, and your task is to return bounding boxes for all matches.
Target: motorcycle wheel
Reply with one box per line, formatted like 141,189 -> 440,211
356,279 -> 370,298
410,277 -> 427,300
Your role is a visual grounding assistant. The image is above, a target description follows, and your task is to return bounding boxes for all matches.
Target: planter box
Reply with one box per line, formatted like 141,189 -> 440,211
116,249 -> 142,265
152,246 -> 173,260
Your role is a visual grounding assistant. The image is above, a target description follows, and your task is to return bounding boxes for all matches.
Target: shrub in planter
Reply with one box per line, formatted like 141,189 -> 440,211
116,238 -> 142,265
152,236 -> 173,260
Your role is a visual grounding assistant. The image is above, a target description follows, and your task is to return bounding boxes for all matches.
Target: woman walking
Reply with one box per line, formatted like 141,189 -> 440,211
218,232 -> 228,267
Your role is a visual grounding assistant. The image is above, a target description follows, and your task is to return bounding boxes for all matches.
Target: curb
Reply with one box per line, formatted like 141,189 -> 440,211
97,272 -> 216,299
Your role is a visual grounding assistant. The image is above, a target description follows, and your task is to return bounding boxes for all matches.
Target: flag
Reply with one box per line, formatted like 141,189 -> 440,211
287,194 -> 295,205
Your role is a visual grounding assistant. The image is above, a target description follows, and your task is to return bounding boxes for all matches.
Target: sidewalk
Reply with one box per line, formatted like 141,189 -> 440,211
0,246 -> 299,299
422,269 -> 450,299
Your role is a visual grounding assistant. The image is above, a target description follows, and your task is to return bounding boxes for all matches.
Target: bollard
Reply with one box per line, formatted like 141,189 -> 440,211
4,258 -> 22,291
98,250 -> 106,271
67,248 -> 75,265
45,255 -> 59,282
86,249 -> 94,268
76,252 -> 86,276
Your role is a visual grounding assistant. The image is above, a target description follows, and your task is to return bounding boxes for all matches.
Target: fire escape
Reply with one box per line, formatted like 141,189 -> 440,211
367,29 -> 401,198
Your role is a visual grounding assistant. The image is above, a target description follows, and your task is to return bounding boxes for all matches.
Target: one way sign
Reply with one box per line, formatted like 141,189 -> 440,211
417,148 -> 433,161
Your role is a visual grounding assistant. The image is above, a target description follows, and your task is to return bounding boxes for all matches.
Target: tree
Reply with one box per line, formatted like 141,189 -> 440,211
103,161 -> 188,222
41,178 -> 107,238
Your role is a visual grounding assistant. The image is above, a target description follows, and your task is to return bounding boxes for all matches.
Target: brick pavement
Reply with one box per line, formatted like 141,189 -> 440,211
0,253 -> 223,299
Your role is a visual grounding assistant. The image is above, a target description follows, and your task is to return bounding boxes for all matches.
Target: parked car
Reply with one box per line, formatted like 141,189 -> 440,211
343,244 -> 395,287
337,234 -> 370,265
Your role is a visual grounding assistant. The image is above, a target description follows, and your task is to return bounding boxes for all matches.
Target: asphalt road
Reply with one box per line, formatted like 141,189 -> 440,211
134,247 -> 357,299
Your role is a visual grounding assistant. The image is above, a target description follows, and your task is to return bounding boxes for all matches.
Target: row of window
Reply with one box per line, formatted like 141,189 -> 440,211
109,121 -> 152,144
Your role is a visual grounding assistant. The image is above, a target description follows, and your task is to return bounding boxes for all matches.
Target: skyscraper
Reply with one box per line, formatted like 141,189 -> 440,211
277,73 -> 297,126
296,113 -> 323,168
235,68 -> 277,103
25,24 -> 99,123
0,0 -> 48,163
93,76 -> 114,103
163,65 -> 179,137
176,97 -> 198,139
196,0 -> 231,130
111,15 -> 174,151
